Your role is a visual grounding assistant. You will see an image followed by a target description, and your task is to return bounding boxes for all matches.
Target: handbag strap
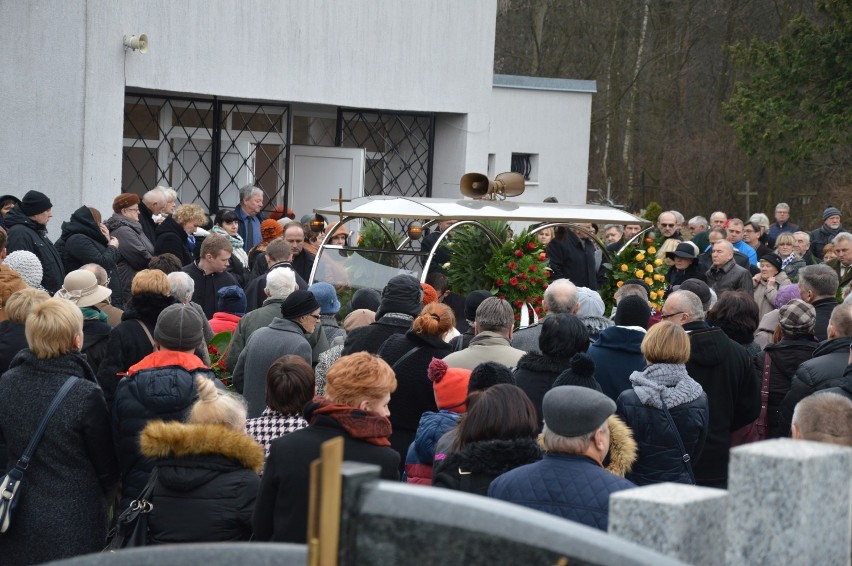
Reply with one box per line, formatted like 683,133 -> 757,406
135,319 -> 156,349
660,399 -> 695,484
16,376 -> 80,470
391,346 -> 422,372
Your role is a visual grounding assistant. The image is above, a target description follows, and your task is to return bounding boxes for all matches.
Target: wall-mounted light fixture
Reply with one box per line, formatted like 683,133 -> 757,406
123,34 -> 149,53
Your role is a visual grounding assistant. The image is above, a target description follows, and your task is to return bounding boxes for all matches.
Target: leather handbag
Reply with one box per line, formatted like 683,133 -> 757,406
0,376 -> 80,534
730,352 -> 771,446
104,468 -> 158,551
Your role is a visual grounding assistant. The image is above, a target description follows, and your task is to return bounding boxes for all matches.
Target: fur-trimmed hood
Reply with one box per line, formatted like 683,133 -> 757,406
516,351 -> 571,375
140,420 -> 264,473
603,414 -> 637,477
443,437 -> 541,475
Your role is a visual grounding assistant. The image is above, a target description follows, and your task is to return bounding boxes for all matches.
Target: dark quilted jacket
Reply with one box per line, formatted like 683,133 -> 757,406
487,453 -> 635,531
762,338 -> 819,438
404,410 -> 462,485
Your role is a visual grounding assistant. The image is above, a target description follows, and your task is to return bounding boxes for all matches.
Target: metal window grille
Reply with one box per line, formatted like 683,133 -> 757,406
336,108 -> 435,198
123,92 -> 291,215
511,153 -> 533,181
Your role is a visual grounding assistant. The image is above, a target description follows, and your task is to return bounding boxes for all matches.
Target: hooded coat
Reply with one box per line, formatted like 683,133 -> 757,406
154,215 -> 194,266
54,206 -> 123,306
140,421 -> 263,544
404,410 -> 462,485
513,352 -> 573,431
3,206 -> 65,294
683,323 -> 761,486
587,326 -> 647,402
105,212 -> 155,305
432,437 -> 542,495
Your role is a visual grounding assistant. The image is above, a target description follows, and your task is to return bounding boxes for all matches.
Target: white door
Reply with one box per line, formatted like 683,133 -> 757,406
288,145 -> 365,221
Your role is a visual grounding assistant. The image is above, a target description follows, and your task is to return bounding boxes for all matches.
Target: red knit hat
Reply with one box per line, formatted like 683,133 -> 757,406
427,358 -> 471,413
421,283 -> 438,305
261,219 -> 283,242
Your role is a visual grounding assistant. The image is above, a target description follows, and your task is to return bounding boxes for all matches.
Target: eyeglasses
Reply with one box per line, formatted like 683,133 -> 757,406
660,223 -> 675,228
661,311 -> 684,320
305,314 -> 321,321
124,207 -> 139,213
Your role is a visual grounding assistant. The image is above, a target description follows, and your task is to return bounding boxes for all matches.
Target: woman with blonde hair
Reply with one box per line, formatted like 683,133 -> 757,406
96,269 -> 176,402
0,298 -> 118,564
377,302 -> 456,466
0,286 -> 50,374
139,376 -> 263,543
253,352 -> 399,543
774,232 -> 806,282
155,203 -> 208,266
616,321 -> 709,485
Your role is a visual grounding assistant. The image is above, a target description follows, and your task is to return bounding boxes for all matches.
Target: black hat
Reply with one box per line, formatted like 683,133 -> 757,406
675,278 -> 712,310
154,304 -> 205,351
217,285 -> 247,316
468,362 -> 515,393
350,288 -> 381,312
666,241 -> 699,260
759,253 -> 783,273
280,290 -> 320,319
19,190 -> 53,217
614,295 -> 651,329
375,275 -> 423,319
552,353 -> 602,391
543,384 -> 614,437
464,290 -> 492,322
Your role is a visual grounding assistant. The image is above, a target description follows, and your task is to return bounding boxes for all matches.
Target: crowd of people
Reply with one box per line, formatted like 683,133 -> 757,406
0,188 -> 851,563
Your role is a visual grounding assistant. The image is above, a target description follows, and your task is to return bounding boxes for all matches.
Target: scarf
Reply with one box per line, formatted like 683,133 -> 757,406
212,225 -> 245,252
305,396 -> 392,446
629,363 -> 703,409
80,306 -> 108,322
781,252 -> 796,270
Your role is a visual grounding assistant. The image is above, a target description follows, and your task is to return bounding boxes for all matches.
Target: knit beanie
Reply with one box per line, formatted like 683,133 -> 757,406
19,190 -> 53,217
216,285 -> 247,316
778,299 -> 816,335
2,250 -> 43,289
154,304 -> 205,351
468,362 -> 515,393
759,253 -> 782,273
823,206 -> 842,221
421,283 -> 438,305
350,288 -> 381,312
375,275 -> 423,319
575,287 -> 605,318
261,219 -> 283,242
774,284 -> 800,310
613,295 -> 651,329
427,358 -> 471,413
112,193 -> 140,214
464,290 -> 492,322
309,282 -> 341,315
280,290 -> 320,319
552,353 -> 602,392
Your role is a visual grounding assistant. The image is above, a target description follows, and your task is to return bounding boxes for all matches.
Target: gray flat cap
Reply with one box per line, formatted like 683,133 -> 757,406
543,386 -> 616,437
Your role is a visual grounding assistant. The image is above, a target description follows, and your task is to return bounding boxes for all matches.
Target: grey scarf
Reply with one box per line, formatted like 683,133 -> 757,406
629,363 -> 703,409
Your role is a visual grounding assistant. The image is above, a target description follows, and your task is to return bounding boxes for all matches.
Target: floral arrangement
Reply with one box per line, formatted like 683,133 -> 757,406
208,331 -> 233,388
485,229 -> 550,323
444,220 -> 508,297
603,235 -> 669,311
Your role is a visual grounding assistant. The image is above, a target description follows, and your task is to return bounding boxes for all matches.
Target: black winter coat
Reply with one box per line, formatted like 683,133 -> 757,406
665,262 -> 706,286
138,201 -> 159,248
243,260 -> 308,311
104,212 -> 155,306
96,293 -> 176,404
779,337 -> 852,436
154,215 -> 194,266
82,317 -> 112,376
3,206 -> 65,293
377,331 -> 451,466
432,437 -> 542,495
253,411 -> 399,544
762,338 -> 819,438
513,352 -> 573,431
683,323 -> 760,486
616,390 -> 709,486
181,262 -> 238,319
342,314 -> 413,355
0,350 -> 119,564
0,320 -> 28,375
812,298 -> 838,342
547,232 -> 597,289
140,421 -> 263,544
54,206 -> 124,307
112,359 -> 214,509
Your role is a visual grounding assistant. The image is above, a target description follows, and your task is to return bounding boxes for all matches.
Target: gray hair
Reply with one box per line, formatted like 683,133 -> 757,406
749,213 -> 770,230
603,224 -> 624,235
798,265 -> 839,299
142,187 -> 166,206
791,393 -> 852,446
266,238 -> 292,263
794,231 -> 811,244
713,239 -> 735,254
475,297 -> 514,333
831,232 -> 852,246
167,271 -> 194,304
238,185 -> 263,203
710,211 -> 728,222
614,284 -> 649,302
670,210 -> 684,224
162,187 -> 178,203
775,202 -> 790,212
540,423 -> 601,454
667,290 -> 705,321
265,267 -> 297,299
543,279 -> 579,314
688,216 -> 708,228
658,211 -> 677,223
80,263 -> 108,286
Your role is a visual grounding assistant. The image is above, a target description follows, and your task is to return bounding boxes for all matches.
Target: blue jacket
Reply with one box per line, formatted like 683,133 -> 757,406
616,390 -> 709,486
587,326 -> 646,402
404,410 -> 461,485
488,453 -> 635,531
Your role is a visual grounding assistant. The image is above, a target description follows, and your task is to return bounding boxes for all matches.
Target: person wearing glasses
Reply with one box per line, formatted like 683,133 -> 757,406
105,193 -> 155,305
654,210 -> 684,261
232,290 -> 318,418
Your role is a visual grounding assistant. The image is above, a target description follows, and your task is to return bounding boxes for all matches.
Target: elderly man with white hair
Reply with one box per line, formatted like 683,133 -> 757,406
234,184 -> 266,251
139,186 -> 167,244
705,239 -> 753,296
512,278 -> 580,353
826,232 -> 852,294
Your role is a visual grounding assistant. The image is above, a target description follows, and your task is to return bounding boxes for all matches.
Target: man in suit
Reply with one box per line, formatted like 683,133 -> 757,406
826,232 -> 852,297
